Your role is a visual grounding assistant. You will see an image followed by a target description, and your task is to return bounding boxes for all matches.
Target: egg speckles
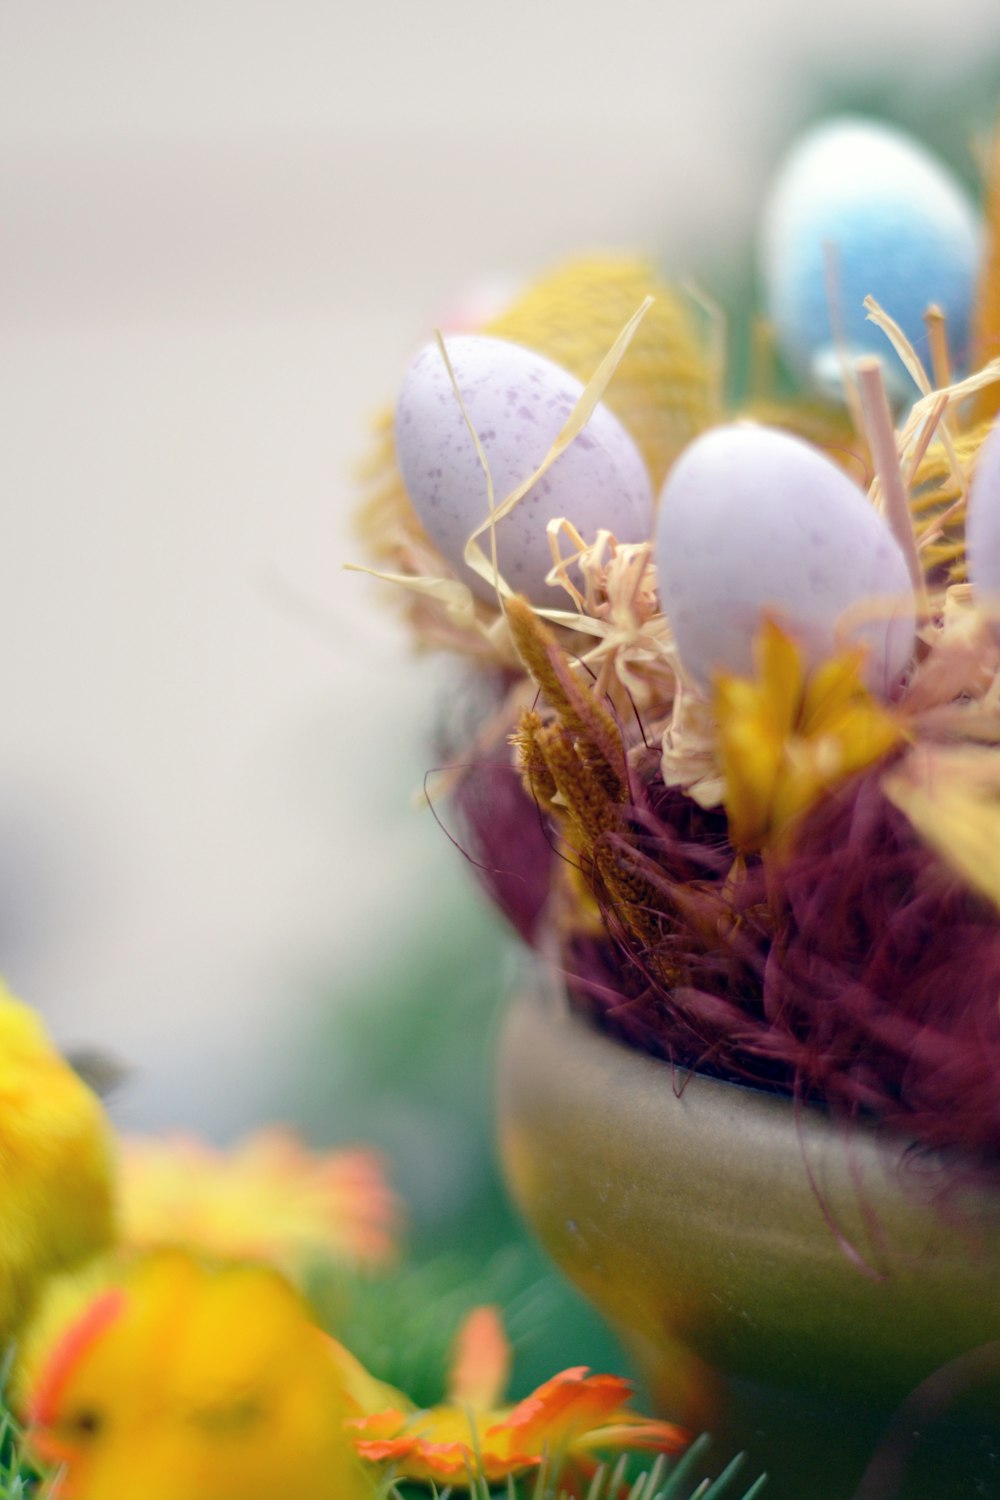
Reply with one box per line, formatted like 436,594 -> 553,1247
654,424 -> 916,696
394,335 -> 653,605
760,116 -> 982,399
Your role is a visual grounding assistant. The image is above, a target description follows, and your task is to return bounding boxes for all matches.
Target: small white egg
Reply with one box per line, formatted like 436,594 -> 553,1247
654,423 -> 916,696
394,334 -> 653,605
967,414 -> 1000,621
760,116 -> 982,398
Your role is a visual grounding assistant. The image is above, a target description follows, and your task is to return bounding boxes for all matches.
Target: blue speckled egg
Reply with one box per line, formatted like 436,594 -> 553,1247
394,335 -> 653,606
760,116 -> 982,401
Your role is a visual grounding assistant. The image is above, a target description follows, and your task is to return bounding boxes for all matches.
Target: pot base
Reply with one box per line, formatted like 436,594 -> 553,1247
496,977 -> 1000,1498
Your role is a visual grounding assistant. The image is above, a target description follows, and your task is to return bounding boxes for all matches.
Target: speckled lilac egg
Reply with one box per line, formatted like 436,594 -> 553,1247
654,424 -> 916,696
968,414 -> 1000,620
394,334 -> 653,605
760,116 -> 982,401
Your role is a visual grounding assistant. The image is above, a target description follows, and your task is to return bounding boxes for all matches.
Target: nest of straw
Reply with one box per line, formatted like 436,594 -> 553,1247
355,212 -> 1000,1165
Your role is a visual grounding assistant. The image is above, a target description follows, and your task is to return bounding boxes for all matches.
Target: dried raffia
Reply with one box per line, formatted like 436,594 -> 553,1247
460,297 -> 655,602
353,257 -> 715,661
855,356 -> 926,602
484,257 -> 716,486
856,299 -> 1000,582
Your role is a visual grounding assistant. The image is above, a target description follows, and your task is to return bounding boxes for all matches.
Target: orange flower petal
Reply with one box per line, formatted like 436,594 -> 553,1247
574,1418 -> 690,1453
339,1311 -> 690,1489
497,1369 -> 633,1450
347,1410 -> 410,1440
447,1305 -> 512,1412
370,1435 -> 541,1486
353,1436 -> 419,1464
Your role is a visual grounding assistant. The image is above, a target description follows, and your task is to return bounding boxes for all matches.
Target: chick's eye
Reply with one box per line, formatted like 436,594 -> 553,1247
61,1407 -> 104,1441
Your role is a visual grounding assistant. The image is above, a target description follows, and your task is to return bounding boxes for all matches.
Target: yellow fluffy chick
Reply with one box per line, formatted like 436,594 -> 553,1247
24,1251 -> 372,1500
0,982 -> 116,1336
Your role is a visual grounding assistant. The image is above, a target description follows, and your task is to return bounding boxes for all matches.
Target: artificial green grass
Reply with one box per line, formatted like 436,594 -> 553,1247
0,1399 -> 40,1498
376,1434 -> 767,1500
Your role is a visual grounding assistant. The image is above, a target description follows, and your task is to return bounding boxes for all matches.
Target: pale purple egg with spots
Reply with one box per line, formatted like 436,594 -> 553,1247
968,413 -> 1000,626
654,423 -> 916,697
394,334 -> 653,605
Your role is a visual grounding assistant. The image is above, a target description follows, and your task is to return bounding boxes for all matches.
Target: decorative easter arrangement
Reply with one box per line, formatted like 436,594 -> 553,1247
358,113 -> 1000,1172
355,118 -> 1000,1498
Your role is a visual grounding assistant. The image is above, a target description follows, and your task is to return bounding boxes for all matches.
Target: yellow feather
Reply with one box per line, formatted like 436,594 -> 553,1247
714,621 -> 905,854
0,982 -> 117,1336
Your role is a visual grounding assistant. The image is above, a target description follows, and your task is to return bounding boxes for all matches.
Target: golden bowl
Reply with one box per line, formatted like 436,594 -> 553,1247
495,969 -> 1000,1498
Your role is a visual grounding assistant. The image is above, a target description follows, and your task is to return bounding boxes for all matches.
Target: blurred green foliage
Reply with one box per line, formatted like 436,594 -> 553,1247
291,885 -> 632,1403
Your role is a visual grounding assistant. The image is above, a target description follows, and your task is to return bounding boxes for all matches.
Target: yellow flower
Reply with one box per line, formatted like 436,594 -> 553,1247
336,1304 -> 688,1489
24,1251 -> 371,1500
0,981 -> 116,1337
120,1128 -> 399,1274
714,619 -> 904,853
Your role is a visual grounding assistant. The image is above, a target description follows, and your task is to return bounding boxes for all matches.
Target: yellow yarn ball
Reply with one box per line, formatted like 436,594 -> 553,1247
484,256 -> 714,487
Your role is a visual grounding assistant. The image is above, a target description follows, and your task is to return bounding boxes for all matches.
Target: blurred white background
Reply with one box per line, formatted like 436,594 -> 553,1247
2,1 -> 1000,1132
